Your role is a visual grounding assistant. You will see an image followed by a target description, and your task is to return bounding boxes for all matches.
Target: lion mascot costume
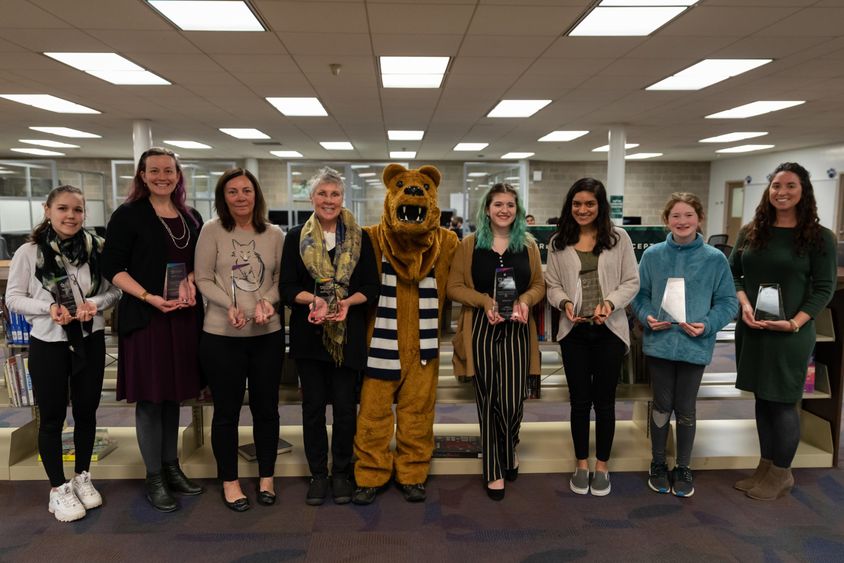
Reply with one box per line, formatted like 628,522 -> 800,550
353,163 -> 458,504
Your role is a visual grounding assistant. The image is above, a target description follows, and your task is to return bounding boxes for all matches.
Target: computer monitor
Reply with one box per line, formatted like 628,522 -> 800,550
440,209 -> 454,227
295,210 -> 312,225
622,216 -> 642,225
268,210 -> 289,228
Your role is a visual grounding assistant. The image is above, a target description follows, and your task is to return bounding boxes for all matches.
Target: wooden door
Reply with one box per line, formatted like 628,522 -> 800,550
724,181 -> 745,244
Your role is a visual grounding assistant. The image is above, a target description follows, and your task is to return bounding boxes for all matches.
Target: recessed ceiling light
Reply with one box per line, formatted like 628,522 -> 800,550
164,140 -> 211,149
454,142 -> 489,151
647,59 -> 771,91
266,97 -> 327,117
0,94 -> 99,114
626,152 -> 663,159
365,179 -> 381,184
699,132 -> 768,143
357,172 -> 377,177
706,101 -> 805,119
380,56 -> 449,89
19,139 -> 80,148
501,152 -> 535,159
270,150 -> 303,158
29,126 -> 101,138
569,3 -> 694,37
388,130 -> 424,141
320,141 -> 354,150
219,128 -> 270,139
44,52 -> 169,85
11,147 -> 65,156
468,172 -> 488,177
715,144 -> 775,154
390,151 -> 416,159
593,143 -> 639,152
488,100 -> 551,118
538,130 -> 589,142
146,0 -> 265,31
351,164 -> 370,169
0,170 -> 17,174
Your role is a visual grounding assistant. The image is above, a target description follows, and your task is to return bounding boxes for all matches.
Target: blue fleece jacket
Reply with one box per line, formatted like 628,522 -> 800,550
632,233 -> 738,366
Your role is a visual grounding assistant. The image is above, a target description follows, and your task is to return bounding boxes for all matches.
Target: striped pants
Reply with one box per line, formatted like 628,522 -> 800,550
471,308 -> 529,482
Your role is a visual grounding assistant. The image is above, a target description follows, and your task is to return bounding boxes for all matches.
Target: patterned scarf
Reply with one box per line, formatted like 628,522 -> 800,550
300,208 -> 363,365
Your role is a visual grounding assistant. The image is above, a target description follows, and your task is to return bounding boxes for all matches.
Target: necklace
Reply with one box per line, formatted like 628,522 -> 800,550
157,212 -> 190,250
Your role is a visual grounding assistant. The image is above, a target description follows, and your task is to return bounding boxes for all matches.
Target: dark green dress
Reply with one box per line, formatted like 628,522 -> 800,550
730,227 -> 837,403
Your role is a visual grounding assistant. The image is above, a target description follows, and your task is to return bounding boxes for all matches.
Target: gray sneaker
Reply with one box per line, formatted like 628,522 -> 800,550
671,466 -> 695,498
569,467 -> 590,495
591,471 -> 611,496
648,461 -> 671,494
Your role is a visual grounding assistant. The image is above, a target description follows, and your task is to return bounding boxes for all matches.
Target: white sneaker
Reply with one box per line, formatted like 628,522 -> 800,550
72,471 -> 103,510
49,482 -> 86,522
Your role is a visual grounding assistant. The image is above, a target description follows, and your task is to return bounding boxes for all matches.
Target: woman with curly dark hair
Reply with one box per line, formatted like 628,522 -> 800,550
730,162 -> 836,500
544,178 -> 639,497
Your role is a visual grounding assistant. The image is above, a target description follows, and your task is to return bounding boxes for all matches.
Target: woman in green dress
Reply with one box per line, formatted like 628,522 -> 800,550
729,162 -> 837,500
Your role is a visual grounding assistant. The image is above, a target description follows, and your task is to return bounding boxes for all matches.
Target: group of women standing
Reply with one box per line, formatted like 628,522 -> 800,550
4,151 -> 838,521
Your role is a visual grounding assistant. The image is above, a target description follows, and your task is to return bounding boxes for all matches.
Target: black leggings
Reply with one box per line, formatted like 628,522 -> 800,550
28,332 -> 105,487
648,356 -> 705,467
755,397 -> 800,468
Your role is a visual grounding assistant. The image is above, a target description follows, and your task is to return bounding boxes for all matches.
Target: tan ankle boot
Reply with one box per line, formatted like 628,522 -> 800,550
734,458 -> 772,492
746,465 -> 794,500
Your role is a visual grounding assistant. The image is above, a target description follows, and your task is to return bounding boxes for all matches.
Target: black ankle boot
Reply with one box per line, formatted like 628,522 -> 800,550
162,461 -> 205,496
145,473 -> 178,512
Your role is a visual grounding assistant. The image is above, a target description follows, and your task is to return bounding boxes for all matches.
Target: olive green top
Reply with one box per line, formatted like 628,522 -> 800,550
729,226 -> 837,402
576,249 -> 602,318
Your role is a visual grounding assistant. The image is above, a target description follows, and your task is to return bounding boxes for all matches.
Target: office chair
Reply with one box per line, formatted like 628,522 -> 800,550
707,234 -> 728,246
714,243 -> 732,258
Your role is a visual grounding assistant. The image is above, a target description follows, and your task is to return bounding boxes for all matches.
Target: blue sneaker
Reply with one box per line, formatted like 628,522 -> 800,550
671,466 -> 695,498
648,461 -> 671,494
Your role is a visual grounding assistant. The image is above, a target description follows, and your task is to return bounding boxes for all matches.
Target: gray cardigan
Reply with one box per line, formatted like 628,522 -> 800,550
544,226 -> 640,350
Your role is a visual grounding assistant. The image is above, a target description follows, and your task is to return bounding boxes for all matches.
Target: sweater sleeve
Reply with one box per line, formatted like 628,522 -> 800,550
446,237 -> 493,309
702,254 -> 739,337
193,221 -> 232,310
604,229 -> 640,309
260,227 -> 284,307
801,228 -> 838,318
4,244 -> 52,316
518,241 -> 545,308
544,241 -> 572,311
631,249 -> 655,324
88,278 -> 122,312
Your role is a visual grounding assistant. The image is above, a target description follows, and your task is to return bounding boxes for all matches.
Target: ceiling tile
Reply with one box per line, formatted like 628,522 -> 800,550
255,1 -> 369,33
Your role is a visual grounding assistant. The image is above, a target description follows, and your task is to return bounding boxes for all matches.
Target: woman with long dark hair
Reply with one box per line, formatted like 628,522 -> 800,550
5,185 -> 120,522
544,178 -> 639,496
102,147 -> 206,512
730,162 -> 836,500
447,183 -> 545,500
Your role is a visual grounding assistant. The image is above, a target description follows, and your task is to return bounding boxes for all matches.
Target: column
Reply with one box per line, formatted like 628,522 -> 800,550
607,126 -> 626,225
132,120 -> 153,165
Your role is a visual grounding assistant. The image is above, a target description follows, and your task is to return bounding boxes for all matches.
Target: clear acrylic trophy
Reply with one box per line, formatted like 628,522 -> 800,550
163,262 -> 188,301
313,277 -> 339,317
494,267 -> 517,320
657,277 -> 686,324
754,283 -> 785,321
53,275 -> 83,317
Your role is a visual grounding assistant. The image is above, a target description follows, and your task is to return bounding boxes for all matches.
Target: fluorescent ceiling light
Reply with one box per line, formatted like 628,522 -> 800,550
357,172 -> 376,177
350,164 -> 370,169
219,128 -> 269,139
505,176 -> 520,181
647,59 -> 771,91
365,179 -> 381,184
320,142 -> 354,150
538,130 -> 589,142
601,1 -> 698,6
380,56 -> 449,89
454,142 -> 489,151
390,151 -> 416,159
11,147 -> 65,156
19,139 -> 79,148
29,126 -> 100,138
699,132 -> 768,143
0,94 -> 99,114
715,144 -> 775,154
468,172 -> 488,177
569,6 -> 688,36
388,130 -> 424,141
488,100 -> 551,118
706,100 -> 805,119
266,97 -> 327,117
147,1 -> 265,31
211,171 -> 224,175
44,52 -> 169,85
626,152 -> 663,159
292,172 -> 302,175
0,171 -> 17,174
593,143 -> 639,152
164,140 -> 211,149
501,152 -> 534,159
270,150 -> 303,158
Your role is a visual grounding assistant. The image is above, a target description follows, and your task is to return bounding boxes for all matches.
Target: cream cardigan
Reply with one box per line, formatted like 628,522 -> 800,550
544,226 -> 640,350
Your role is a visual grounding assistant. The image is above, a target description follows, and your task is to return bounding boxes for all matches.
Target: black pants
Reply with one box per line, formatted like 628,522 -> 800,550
297,358 -> 358,477
559,323 -> 625,462
755,397 -> 800,468
200,331 -> 284,481
28,332 -> 105,487
648,356 -> 705,467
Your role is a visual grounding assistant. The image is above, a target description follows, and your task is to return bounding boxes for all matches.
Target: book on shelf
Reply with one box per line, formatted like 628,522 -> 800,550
237,438 -> 294,461
37,428 -> 118,462
805,357 -> 816,393
433,435 -> 482,458
4,352 -> 33,407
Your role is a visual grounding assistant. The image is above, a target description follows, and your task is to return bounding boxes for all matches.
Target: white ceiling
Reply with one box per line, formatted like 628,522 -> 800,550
1,0 -> 843,162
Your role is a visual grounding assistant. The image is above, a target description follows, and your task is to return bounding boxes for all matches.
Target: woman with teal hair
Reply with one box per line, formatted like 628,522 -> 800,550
447,183 -> 545,500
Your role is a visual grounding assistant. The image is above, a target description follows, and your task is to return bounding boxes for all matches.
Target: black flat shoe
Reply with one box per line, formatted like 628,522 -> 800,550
256,487 -> 276,506
221,489 -> 250,512
486,485 -> 505,501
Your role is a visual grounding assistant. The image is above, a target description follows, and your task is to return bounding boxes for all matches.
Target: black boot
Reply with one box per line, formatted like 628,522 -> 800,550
145,473 -> 178,512
162,460 -> 205,496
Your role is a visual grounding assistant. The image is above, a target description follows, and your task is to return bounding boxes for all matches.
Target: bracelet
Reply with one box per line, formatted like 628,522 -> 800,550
140,291 -> 149,302
789,319 -> 800,333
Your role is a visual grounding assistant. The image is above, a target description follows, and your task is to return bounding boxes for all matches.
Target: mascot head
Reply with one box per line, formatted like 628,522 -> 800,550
381,163 -> 442,237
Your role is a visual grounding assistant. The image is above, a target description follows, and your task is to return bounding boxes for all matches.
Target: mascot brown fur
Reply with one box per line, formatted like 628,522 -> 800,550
353,163 -> 458,502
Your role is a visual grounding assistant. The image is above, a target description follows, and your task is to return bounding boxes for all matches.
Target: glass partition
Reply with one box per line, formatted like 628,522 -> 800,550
462,161 -> 526,230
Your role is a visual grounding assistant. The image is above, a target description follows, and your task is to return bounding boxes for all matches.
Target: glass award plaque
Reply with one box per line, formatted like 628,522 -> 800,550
754,283 -> 785,321
526,374 -> 541,400
494,267 -> 517,320
53,275 -> 83,317
657,277 -> 686,324
163,262 -> 188,301
313,277 -> 339,316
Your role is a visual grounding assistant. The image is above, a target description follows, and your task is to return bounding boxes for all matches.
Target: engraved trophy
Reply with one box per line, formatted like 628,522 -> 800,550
52,275 -> 84,317
163,262 -> 188,301
657,277 -> 687,324
754,283 -> 785,321
313,277 -> 339,318
493,267 -> 517,320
